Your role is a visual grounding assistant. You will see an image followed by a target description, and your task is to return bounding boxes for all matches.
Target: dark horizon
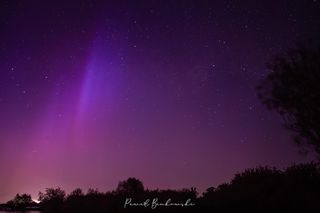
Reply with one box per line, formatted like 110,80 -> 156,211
1,0 -> 320,204
2,163 -> 320,213
0,162 -> 319,204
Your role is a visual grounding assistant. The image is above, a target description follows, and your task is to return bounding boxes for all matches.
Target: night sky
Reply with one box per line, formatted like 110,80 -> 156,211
0,0 -> 319,202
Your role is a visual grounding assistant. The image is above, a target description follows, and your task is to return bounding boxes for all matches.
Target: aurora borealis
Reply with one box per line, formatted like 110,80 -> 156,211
0,0 -> 319,202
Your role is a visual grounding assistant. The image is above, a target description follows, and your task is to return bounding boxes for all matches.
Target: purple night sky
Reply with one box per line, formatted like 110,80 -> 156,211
0,0 -> 319,202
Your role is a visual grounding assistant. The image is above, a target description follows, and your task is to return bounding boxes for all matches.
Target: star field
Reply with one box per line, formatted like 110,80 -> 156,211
0,0 -> 319,202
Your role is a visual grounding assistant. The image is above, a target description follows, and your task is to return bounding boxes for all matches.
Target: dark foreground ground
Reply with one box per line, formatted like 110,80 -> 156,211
1,162 -> 320,213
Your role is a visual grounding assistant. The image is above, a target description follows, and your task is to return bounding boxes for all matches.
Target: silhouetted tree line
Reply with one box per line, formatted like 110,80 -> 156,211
36,177 -> 197,213
1,163 -> 320,212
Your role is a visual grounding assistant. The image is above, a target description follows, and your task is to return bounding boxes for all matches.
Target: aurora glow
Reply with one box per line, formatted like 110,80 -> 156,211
0,0 -> 319,202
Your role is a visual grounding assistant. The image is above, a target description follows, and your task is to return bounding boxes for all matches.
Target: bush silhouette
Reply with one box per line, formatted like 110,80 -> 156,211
199,163 -> 320,213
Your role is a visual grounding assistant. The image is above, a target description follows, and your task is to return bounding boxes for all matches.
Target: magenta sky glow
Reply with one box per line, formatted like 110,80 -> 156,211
0,0 -> 319,202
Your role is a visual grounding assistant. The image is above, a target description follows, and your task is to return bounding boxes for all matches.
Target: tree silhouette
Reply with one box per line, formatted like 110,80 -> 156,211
38,187 -> 65,212
69,188 -> 84,197
116,177 -> 144,195
257,42 -> 320,156
6,193 -> 33,210
65,188 -> 85,213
